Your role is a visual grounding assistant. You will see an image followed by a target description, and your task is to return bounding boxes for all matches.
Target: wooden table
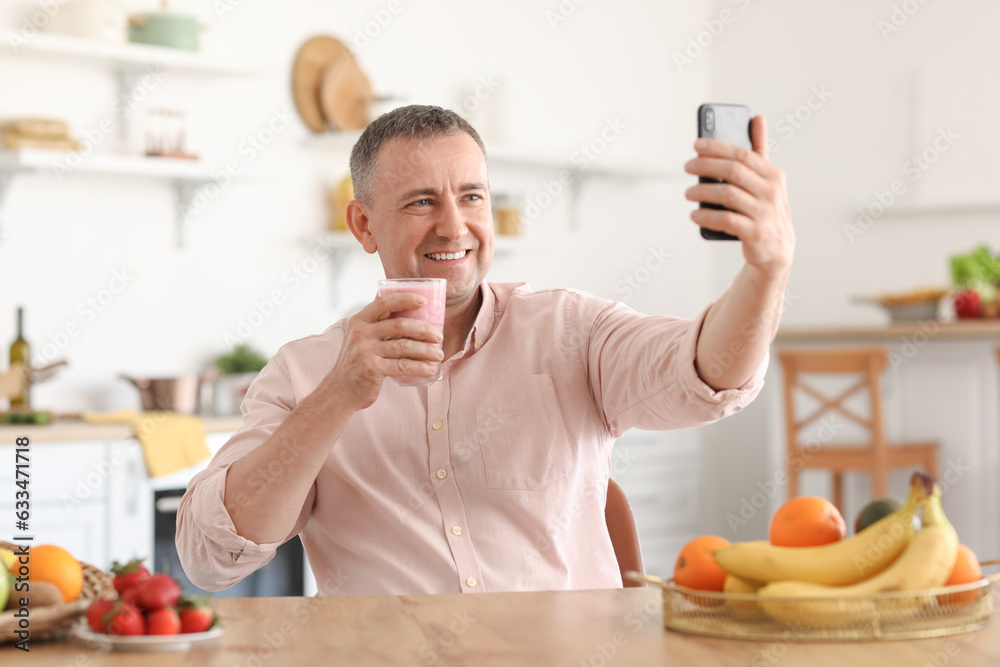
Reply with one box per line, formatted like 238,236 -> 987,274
10,588 -> 1000,666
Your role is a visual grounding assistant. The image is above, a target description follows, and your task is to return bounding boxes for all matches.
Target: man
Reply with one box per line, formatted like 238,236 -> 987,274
177,105 -> 794,596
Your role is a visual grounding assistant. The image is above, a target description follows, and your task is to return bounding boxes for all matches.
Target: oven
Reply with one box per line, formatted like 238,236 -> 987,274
154,488 -> 306,597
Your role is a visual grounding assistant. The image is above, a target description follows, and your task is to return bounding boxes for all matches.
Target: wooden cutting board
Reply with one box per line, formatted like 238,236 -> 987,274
319,57 -> 373,131
291,36 -> 352,133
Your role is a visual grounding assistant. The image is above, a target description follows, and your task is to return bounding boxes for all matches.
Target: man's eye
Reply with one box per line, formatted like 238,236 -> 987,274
465,194 -> 483,201
410,199 -> 431,207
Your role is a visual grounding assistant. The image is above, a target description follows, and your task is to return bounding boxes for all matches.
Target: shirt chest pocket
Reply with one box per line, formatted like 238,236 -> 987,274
475,374 -> 575,491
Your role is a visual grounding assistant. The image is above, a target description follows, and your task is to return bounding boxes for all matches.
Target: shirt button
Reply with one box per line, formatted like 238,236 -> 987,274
435,469 -> 448,480
432,421 -> 443,430
465,577 -> 477,588
451,526 -> 463,536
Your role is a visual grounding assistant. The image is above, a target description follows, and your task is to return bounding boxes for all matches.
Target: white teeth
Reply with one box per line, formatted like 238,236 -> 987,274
426,250 -> 468,260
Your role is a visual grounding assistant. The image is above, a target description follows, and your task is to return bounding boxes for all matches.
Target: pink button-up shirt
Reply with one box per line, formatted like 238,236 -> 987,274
177,282 -> 766,597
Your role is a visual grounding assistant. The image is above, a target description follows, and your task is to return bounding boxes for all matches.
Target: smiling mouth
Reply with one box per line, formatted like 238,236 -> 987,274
425,250 -> 469,261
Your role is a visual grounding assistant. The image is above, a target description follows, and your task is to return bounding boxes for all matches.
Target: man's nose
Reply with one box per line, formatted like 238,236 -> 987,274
433,198 -> 468,240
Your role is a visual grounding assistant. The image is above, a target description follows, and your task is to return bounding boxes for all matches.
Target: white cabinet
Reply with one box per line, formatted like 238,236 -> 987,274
610,429 -> 702,577
0,440 -> 116,567
107,440 -> 154,565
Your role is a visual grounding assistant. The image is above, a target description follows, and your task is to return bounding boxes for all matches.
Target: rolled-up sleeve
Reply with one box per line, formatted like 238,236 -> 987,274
175,352 -> 315,592
588,300 -> 767,436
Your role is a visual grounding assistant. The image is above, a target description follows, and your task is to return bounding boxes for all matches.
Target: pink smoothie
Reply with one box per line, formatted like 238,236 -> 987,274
377,279 -> 446,386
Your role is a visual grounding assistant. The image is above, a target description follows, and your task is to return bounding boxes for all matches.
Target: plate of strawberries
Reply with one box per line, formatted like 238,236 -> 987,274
74,559 -> 221,652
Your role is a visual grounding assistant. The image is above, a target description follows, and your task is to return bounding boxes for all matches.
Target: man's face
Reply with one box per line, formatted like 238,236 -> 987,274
361,132 -> 494,309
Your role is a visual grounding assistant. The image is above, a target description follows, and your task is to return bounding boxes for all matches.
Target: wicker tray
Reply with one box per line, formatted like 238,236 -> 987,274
626,560 -> 1000,642
0,541 -> 116,644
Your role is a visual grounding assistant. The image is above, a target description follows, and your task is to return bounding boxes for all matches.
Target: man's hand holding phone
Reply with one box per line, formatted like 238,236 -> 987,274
684,114 -> 795,277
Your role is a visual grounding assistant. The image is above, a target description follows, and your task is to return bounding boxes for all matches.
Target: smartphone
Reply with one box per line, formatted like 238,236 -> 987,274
696,103 -> 752,240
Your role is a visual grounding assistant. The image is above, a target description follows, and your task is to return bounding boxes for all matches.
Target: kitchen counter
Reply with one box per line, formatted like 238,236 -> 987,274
0,415 -> 244,444
15,588 -> 1000,666
776,318 -> 1000,342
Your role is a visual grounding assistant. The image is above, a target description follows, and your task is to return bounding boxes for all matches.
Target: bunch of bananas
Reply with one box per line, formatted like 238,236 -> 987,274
713,473 -> 959,628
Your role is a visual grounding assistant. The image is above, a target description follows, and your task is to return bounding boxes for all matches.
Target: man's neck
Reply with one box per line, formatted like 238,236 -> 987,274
442,287 -> 483,359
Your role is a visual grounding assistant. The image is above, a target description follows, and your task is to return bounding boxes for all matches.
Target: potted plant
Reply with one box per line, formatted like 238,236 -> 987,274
212,344 -> 269,416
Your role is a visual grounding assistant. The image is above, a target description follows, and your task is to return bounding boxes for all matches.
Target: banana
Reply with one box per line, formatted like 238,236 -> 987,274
723,574 -> 763,613
714,474 -> 925,586
757,478 -> 958,628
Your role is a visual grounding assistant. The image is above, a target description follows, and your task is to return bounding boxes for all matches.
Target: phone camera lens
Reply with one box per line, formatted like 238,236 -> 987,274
704,108 -> 715,132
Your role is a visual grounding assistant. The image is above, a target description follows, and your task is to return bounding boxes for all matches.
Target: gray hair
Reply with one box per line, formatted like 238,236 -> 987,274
349,104 -> 487,206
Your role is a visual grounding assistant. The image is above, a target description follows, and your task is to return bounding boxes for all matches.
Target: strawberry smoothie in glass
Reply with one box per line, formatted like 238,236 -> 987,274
377,278 -> 447,387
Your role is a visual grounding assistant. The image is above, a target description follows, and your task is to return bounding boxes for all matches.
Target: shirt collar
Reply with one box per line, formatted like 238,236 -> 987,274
460,282 -> 496,357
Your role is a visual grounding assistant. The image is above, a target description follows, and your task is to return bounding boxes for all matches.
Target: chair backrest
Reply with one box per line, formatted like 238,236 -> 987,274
606,478 -> 644,587
777,346 -> 887,451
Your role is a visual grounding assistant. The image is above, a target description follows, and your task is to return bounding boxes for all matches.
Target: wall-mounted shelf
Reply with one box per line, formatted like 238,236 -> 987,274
313,231 -> 532,308
0,148 -> 213,247
301,133 -> 684,227
0,31 -> 272,77
882,201 -> 1000,219
0,31 -> 273,249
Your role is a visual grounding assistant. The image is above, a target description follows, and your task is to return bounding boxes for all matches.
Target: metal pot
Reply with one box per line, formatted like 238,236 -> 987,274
128,1 -> 202,51
120,370 -> 220,414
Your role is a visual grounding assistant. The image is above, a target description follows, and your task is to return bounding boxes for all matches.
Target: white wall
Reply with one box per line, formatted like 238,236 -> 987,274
0,0 -> 717,414
698,0 -> 1000,541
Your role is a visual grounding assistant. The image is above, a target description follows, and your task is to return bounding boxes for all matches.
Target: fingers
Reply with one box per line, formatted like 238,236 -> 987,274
356,292 -> 429,324
690,207 -> 753,240
750,115 -> 769,160
685,156 -> 768,197
685,182 -> 760,218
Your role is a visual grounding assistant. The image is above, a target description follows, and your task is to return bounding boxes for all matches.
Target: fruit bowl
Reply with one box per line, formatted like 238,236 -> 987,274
626,561 -> 1000,642
0,541 -> 116,644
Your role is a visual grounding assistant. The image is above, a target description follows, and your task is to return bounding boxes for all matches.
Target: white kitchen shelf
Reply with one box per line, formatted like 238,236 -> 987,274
0,148 -> 210,180
302,132 -> 682,179
317,230 -> 529,255
302,134 -> 683,231
0,148 -> 214,247
0,31 -> 272,76
882,201 -> 1000,218
314,231 -> 532,308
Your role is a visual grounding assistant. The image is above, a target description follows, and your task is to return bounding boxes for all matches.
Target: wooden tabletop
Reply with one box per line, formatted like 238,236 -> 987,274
9,588 -> 1000,666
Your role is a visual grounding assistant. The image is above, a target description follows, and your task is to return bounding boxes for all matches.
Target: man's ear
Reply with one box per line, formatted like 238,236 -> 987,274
345,199 -> 378,254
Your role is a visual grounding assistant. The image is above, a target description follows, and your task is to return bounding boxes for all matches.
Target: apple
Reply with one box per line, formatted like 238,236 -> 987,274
0,565 -> 9,612
954,290 -> 982,318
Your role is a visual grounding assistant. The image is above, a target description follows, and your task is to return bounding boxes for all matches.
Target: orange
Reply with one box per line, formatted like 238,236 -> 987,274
674,535 -> 730,604
28,545 -> 83,603
770,496 -> 846,547
937,544 -> 983,608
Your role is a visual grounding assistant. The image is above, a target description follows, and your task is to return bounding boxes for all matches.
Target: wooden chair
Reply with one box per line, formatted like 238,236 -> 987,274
778,346 -> 938,512
606,478 -> 644,587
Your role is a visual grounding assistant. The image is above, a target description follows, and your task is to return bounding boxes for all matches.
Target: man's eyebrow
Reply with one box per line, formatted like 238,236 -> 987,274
397,183 -> 488,202
398,187 -> 438,202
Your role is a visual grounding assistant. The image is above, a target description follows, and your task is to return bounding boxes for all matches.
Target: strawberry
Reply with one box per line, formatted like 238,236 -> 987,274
86,598 -> 116,633
134,573 -> 181,611
106,601 -> 145,636
120,585 -> 141,607
146,606 -> 181,636
111,559 -> 151,596
178,596 -> 218,634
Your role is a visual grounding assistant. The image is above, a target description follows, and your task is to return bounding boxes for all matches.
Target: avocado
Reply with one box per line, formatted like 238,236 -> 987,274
854,497 -> 903,534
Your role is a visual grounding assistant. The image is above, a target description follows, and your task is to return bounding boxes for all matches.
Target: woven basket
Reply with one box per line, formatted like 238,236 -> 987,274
0,541 -> 115,644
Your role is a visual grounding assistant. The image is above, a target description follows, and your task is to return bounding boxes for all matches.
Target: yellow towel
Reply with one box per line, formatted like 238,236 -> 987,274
82,409 -> 211,478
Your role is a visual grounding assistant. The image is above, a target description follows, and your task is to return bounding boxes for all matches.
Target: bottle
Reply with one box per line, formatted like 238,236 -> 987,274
9,306 -> 30,408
